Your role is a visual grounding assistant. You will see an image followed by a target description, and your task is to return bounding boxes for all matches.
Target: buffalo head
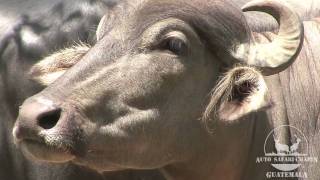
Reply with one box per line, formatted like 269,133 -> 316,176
13,0 -> 302,176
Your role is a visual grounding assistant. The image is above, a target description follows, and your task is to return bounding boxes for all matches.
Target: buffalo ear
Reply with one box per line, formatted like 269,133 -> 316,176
29,44 -> 90,86
203,66 -> 269,123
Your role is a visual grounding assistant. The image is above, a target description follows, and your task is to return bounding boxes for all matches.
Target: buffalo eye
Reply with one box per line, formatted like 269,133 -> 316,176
165,38 -> 187,55
160,31 -> 188,55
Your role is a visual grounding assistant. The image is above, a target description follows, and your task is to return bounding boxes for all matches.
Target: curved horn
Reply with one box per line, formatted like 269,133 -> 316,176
238,0 -> 303,75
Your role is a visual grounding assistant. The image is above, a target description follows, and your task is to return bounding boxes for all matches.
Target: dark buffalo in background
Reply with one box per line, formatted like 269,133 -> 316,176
0,0 -> 164,179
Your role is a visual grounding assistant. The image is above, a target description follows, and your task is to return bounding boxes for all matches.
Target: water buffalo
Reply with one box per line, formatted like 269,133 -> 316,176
0,0 -> 163,179
12,0 -> 320,180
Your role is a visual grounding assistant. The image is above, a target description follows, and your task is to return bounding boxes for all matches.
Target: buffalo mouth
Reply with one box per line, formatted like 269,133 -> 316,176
18,138 -> 76,163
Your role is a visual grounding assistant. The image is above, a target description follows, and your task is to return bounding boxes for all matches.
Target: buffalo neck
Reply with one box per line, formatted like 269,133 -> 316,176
160,115 -> 272,180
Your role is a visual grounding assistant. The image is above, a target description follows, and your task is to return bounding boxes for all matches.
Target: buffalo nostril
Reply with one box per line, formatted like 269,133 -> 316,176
37,108 -> 61,129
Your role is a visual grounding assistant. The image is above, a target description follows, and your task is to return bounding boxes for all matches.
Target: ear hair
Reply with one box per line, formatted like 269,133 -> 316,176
202,65 -> 268,127
29,43 -> 90,86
